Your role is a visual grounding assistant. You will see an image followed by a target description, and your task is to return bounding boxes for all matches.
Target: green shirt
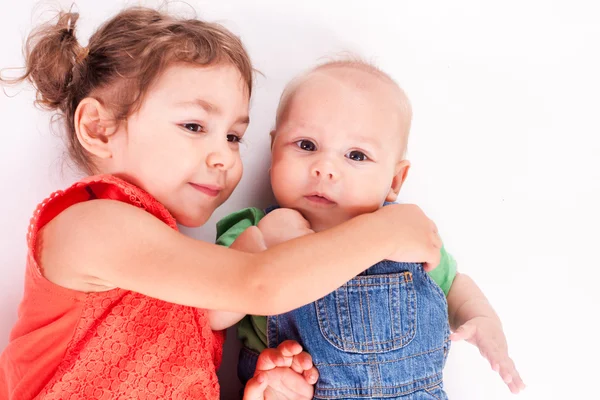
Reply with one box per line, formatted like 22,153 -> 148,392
216,207 -> 457,353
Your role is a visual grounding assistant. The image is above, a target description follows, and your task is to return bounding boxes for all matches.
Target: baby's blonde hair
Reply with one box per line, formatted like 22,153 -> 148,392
274,57 -> 412,157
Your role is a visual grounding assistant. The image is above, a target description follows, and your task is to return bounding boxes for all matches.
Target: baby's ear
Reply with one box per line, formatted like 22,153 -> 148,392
74,97 -> 118,159
386,159 -> 411,202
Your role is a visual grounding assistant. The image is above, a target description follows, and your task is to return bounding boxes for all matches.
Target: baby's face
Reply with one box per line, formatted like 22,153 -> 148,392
270,69 -> 409,232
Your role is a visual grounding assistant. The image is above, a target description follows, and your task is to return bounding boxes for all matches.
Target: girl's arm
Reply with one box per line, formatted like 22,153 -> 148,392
209,209 -> 316,329
40,199 -> 440,315
208,226 -> 266,330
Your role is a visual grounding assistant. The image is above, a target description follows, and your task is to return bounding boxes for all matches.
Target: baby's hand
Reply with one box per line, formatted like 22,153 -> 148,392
243,341 -> 318,400
450,316 -> 525,394
258,208 -> 314,248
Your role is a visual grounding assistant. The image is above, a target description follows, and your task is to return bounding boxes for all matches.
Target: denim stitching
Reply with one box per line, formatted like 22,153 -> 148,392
371,354 -> 383,396
316,273 -> 416,351
409,273 -> 417,342
313,345 -> 445,367
425,385 -> 443,400
389,279 -> 395,340
364,279 -> 377,346
315,374 -> 443,394
344,285 -> 357,351
358,281 -> 369,346
334,283 -> 344,345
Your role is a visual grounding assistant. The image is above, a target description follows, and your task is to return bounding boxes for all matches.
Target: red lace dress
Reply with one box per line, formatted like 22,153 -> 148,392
0,175 -> 225,400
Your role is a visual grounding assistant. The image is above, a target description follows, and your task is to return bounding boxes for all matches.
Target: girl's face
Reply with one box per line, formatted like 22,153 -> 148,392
107,63 -> 250,227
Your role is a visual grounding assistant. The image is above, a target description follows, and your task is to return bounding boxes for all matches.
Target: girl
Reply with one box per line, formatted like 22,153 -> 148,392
0,7 -> 441,400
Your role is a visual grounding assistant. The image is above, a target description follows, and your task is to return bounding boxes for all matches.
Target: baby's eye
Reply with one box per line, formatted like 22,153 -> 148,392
227,134 -> 242,143
346,150 -> 369,162
182,123 -> 203,133
295,139 -> 316,151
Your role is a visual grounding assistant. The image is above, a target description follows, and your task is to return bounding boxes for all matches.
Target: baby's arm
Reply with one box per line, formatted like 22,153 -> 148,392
447,273 -> 525,394
208,227 -> 267,330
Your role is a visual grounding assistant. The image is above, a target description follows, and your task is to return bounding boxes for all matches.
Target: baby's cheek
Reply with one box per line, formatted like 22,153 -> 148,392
344,188 -> 386,216
271,170 -> 299,204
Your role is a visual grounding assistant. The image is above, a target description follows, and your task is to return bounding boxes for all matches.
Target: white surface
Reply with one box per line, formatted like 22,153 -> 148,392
1,1 -> 598,399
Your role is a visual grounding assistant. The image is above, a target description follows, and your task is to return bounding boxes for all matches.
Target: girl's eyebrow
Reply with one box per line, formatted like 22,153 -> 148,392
175,98 -> 250,125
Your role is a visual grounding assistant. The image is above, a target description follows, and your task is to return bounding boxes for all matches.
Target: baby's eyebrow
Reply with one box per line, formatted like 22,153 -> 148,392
281,120 -> 322,135
350,135 -> 381,149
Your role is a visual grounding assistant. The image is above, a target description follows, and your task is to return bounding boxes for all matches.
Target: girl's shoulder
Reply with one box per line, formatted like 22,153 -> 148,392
29,174 -> 177,291
29,174 -> 176,242
30,174 -> 176,237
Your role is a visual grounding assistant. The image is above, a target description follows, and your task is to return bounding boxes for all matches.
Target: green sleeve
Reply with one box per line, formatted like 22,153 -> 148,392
426,246 -> 458,296
215,207 -> 266,247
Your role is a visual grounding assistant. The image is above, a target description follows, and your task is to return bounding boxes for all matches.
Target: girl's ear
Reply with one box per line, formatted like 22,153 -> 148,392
74,97 -> 118,159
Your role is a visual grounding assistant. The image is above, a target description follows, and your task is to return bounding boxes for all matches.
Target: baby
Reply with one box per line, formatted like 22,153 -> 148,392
214,60 -> 524,398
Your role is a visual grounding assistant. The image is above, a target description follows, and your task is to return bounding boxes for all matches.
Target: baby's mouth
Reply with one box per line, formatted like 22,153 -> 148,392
305,193 -> 336,205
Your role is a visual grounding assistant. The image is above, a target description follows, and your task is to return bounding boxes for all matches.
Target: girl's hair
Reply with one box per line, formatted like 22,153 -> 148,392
1,7 -> 253,173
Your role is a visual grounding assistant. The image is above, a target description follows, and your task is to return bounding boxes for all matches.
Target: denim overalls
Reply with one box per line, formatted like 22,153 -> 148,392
238,206 -> 451,399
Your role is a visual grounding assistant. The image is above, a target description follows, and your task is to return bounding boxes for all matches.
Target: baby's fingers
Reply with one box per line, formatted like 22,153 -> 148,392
256,349 -> 291,371
483,347 -> 505,372
508,379 -> 526,395
450,323 -> 477,342
498,358 -> 525,394
277,340 -> 303,358
487,350 -> 525,394
243,372 -> 268,400
303,366 -> 319,385
291,351 -> 313,374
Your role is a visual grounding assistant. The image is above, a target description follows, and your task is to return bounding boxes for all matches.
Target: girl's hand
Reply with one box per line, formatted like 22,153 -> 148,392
258,209 -> 314,248
378,204 -> 442,271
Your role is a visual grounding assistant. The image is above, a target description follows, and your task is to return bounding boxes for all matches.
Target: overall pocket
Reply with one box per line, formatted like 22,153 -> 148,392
316,271 -> 416,353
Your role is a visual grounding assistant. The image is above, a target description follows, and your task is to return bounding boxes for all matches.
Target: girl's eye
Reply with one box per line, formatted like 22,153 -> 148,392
182,123 -> 203,133
346,150 -> 369,162
227,134 -> 242,143
295,139 -> 316,151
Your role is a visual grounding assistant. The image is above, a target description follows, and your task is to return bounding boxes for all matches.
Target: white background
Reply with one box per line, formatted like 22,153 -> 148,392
1,1 -> 599,399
